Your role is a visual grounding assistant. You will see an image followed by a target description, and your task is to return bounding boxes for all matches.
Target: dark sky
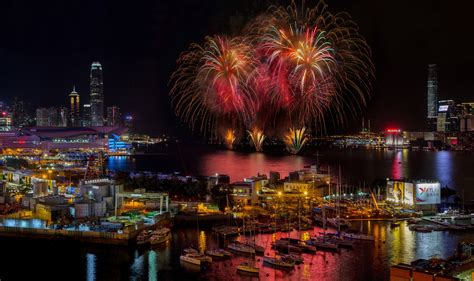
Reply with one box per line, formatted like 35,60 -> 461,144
1,0 -> 473,135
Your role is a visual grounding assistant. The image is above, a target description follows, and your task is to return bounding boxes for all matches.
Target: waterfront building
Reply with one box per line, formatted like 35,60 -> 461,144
90,62 -> 104,126
82,104 -> 91,127
459,102 -> 474,132
437,100 -> 458,132
427,64 -> 438,131
384,128 -> 407,147
106,106 -> 121,126
69,86 -> 81,127
36,108 -> 49,127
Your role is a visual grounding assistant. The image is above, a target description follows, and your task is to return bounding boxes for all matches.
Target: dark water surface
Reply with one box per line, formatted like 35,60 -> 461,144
109,145 -> 474,202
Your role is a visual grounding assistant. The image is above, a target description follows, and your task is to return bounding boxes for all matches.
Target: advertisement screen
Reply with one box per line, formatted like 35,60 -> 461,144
438,105 -> 449,112
415,183 -> 440,204
386,181 -> 414,205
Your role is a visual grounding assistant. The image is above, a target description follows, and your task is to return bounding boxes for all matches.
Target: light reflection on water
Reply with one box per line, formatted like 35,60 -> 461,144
78,221 -> 473,281
108,147 -> 474,201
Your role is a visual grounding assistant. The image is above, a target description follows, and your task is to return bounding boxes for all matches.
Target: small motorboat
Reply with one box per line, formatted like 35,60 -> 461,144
236,262 -> 260,274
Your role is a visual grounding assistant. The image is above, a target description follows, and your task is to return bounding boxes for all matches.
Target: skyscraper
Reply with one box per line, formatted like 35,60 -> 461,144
69,86 -> 81,126
427,64 -> 438,131
90,62 -> 104,126
106,106 -> 121,126
58,107 -> 68,127
36,108 -> 49,127
82,104 -> 91,127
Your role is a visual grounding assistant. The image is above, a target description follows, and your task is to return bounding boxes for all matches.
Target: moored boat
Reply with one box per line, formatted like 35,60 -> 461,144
236,262 -> 260,274
263,256 -> 295,269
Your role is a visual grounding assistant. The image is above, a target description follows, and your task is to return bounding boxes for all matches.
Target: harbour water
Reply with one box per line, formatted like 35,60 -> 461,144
1,221 -> 471,281
1,145 -> 473,280
109,144 -> 474,202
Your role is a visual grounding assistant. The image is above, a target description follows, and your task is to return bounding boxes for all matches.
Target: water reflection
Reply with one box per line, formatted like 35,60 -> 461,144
435,151 -> 453,188
71,222 -> 472,281
86,253 -> 96,281
108,147 -> 474,201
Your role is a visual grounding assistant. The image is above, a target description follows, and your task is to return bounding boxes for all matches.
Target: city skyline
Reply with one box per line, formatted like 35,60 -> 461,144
2,1 -> 474,135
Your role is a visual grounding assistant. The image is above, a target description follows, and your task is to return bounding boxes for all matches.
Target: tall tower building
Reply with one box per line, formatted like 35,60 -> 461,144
58,107 -> 68,127
106,106 -> 121,126
427,64 -> 438,131
90,62 -> 104,126
69,86 -> 81,127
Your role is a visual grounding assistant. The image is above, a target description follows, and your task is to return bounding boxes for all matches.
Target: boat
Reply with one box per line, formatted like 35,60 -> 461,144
319,233 -> 355,248
309,239 -> 338,251
263,256 -> 295,269
136,229 -> 152,246
390,222 -> 401,228
205,248 -> 231,258
281,253 -> 304,264
236,262 -> 260,274
180,253 -> 212,266
150,228 -> 171,245
184,247 -> 199,254
341,232 -> 375,241
244,242 -> 265,255
228,243 -> 255,254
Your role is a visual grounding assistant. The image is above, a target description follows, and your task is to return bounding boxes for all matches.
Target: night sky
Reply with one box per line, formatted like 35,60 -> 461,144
1,0 -> 473,135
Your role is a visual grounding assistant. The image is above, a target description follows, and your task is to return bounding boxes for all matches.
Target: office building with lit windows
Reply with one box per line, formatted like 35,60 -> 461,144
90,62 -> 104,126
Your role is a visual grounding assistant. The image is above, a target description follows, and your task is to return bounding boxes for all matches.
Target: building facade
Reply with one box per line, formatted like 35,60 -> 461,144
427,64 -> 438,131
69,86 -> 81,127
90,62 -> 104,126
36,108 -> 49,127
106,106 -> 121,126
82,104 -> 91,127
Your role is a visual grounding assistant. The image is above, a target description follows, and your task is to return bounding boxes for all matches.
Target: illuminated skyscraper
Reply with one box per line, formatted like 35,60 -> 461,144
69,86 -> 80,126
58,107 -> 68,127
36,108 -> 49,127
427,64 -> 438,130
82,104 -> 91,127
106,106 -> 121,126
90,62 -> 104,126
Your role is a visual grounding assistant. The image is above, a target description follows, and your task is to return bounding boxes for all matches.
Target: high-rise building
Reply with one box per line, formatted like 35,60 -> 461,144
90,62 -> 104,126
58,107 -> 68,127
427,64 -> 438,131
82,104 -> 91,127
437,100 -> 458,132
48,107 -> 59,127
106,106 -> 121,126
0,102 -> 13,131
69,86 -> 81,126
36,108 -> 49,127
12,97 -> 32,128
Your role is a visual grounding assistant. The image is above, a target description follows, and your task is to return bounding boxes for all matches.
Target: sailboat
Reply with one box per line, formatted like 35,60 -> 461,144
180,212 -> 213,267
236,215 -> 260,275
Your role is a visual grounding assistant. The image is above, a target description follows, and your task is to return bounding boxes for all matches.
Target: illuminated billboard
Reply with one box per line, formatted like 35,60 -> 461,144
415,182 -> 440,204
438,105 -> 449,112
386,181 -> 414,205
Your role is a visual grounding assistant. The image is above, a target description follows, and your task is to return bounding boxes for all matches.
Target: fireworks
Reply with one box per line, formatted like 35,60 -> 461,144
247,128 -> 265,152
284,127 -> 309,155
170,1 -> 374,152
224,129 -> 236,150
